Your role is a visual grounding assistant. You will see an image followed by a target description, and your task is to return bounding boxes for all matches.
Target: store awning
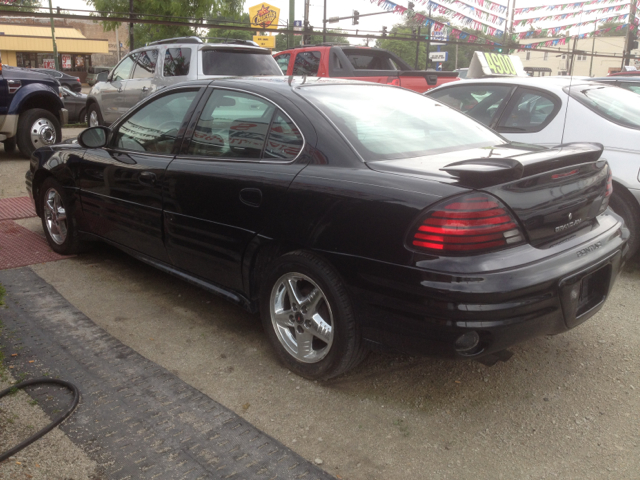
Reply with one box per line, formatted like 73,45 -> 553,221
0,24 -> 109,54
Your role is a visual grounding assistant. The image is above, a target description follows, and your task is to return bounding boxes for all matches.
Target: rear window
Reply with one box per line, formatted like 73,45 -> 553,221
299,85 -> 504,161
567,84 -> 640,129
201,50 -> 282,76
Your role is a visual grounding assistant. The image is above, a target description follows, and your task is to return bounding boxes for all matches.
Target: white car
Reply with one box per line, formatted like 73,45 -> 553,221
427,76 -> 640,256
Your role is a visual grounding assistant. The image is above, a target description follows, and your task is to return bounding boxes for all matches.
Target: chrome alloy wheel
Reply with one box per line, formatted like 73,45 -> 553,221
30,117 -> 57,147
89,110 -> 99,127
43,188 -> 68,245
270,273 -> 334,363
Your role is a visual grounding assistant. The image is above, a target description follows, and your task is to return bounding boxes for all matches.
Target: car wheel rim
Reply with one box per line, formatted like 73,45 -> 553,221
270,272 -> 334,363
30,117 -> 57,147
89,110 -> 99,127
43,188 -> 68,245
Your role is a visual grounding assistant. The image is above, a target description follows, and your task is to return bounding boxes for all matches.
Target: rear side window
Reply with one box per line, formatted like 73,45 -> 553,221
568,84 -> 640,129
275,53 -> 290,74
429,84 -> 513,127
264,111 -> 303,160
201,50 -> 282,76
164,48 -> 191,77
132,50 -> 158,79
496,88 -> 560,133
293,51 -> 321,75
344,52 -> 394,70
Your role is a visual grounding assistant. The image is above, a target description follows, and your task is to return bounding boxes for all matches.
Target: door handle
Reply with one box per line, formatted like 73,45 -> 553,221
139,171 -> 156,185
142,86 -> 149,92
239,188 -> 262,207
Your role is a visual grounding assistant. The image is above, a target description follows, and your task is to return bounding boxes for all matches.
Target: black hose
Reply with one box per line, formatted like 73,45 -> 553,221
0,378 -> 80,463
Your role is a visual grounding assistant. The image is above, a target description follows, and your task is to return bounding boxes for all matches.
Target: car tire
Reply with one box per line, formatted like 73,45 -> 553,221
39,177 -> 83,255
610,189 -> 640,257
259,251 -> 367,380
87,103 -> 103,127
16,108 -> 61,159
79,108 -> 87,124
2,136 -> 17,154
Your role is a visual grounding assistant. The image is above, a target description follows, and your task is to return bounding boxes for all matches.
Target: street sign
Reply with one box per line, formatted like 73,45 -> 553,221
253,35 -> 276,48
429,51 -> 448,62
430,26 -> 448,46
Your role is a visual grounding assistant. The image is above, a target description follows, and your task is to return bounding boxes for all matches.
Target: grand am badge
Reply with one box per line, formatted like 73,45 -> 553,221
555,216 -> 582,233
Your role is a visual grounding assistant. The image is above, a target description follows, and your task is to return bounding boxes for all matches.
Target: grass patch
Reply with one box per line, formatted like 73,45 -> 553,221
65,122 -> 87,128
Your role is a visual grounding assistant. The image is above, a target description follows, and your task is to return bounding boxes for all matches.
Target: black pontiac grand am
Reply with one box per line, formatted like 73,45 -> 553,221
26,77 -> 628,379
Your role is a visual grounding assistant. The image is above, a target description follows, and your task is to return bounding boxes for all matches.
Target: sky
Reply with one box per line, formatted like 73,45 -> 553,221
49,0 -> 633,44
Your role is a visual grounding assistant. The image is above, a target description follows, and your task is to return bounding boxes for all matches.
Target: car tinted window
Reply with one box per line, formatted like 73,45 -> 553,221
112,55 -> 136,81
497,88 -> 559,132
264,110 -> 303,160
293,51 -> 321,75
344,52 -> 394,70
301,85 -> 504,161
429,84 -> 512,126
164,48 -> 191,77
132,50 -> 158,79
114,90 -> 198,154
201,50 -> 281,76
275,53 -> 290,74
188,90 -> 276,159
567,84 -> 640,129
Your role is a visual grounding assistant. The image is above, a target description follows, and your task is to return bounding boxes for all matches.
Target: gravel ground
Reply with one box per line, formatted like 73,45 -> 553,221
1,132 -> 640,479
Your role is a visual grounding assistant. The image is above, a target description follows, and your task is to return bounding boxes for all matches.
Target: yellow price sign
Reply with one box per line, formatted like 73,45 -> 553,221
484,53 -> 517,75
253,35 -> 275,49
249,3 -> 280,29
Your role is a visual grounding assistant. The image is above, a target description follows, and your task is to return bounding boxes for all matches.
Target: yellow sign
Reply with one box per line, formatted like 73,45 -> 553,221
249,3 -> 280,29
483,53 -> 517,75
253,35 -> 276,49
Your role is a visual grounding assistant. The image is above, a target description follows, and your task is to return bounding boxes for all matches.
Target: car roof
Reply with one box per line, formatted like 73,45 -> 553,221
433,75 -> 607,91
590,76 -> 640,81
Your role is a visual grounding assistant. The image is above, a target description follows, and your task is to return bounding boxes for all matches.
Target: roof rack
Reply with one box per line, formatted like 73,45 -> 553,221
202,37 -> 260,47
147,36 -> 203,46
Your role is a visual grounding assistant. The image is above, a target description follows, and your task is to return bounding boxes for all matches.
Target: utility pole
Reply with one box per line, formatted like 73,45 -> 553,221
425,2 -> 432,69
568,36 -> 578,75
323,0 -> 327,43
289,0 -> 295,48
47,0 -> 59,70
414,26 -> 421,69
622,0 -> 637,68
129,0 -> 134,51
589,19 -> 597,77
303,0 -> 310,45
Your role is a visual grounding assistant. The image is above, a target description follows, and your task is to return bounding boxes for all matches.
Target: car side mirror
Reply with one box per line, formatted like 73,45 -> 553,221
78,126 -> 110,148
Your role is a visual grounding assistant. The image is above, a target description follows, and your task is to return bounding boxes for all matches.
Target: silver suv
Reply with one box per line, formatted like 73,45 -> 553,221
86,37 -> 283,126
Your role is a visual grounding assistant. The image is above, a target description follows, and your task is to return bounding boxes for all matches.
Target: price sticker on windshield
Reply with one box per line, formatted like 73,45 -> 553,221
466,51 -> 527,78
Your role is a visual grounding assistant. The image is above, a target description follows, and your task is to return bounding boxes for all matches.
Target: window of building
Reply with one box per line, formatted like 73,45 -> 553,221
543,52 -> 548,61
577,54 -> 587,61
525,52 -> 531,61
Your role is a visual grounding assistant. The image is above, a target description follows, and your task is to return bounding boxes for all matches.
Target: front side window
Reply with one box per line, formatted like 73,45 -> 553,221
300,85 -> 505,161
497,88 -> 560,132
567,84 -> 640,129
188,90 -> 276,159
164,48 -> 191,77
275,53 -> 290,74
112,55 -> 136,81
293,51 -> 321,75
113,90 -> 198,153
132,50 -> 158,79
429,84 -> 513,127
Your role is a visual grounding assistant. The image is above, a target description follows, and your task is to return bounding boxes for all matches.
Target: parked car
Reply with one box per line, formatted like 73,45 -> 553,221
61,87 -> 88,124
589,75 -> 640,94
86,36 -> 282,127
26,77 -> 627,379
32,68 -> 82,92
273,45 -> 459,93
0,63 -> 67,157
87,66 -> 111,86
426,76 -> 640,256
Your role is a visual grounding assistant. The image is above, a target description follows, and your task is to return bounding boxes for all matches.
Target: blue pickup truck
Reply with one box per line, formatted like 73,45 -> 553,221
0,56 -> 68,158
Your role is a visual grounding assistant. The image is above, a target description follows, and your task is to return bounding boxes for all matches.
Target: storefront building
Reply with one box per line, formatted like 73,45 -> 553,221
0,24 -> 109,82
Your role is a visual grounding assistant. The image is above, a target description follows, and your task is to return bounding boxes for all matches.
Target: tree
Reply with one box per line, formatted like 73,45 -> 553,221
274,29 -> 347,51
87,0 -> 245,48
599,21 -> 627,37
376,13 -> 495,70
207,13 -> 253,43
0,0 -> 41,13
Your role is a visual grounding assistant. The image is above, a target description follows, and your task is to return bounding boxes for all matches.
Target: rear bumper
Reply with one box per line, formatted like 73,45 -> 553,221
321,211 -> 628,359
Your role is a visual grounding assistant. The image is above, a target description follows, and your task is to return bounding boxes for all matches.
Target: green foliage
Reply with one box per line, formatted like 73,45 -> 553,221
599,22 -> 627,37
0,0 -> 41,13
375,14 -> 496,70
207,13 -> 253,42
87,0 -> 245,48
274,30 -> 348,52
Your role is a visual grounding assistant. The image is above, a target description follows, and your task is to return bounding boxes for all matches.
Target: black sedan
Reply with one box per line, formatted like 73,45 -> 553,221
32,68 -> 82,92
61,87 -> 88,124
26,77 -> 628,379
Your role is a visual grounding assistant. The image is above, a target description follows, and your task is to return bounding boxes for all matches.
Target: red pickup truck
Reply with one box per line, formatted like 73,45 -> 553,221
274,45 -> 459,93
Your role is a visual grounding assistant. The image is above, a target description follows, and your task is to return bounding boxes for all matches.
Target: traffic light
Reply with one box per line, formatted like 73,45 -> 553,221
382,26 -> 388,37
353,10 -> 359,25
494,45 -> 503,53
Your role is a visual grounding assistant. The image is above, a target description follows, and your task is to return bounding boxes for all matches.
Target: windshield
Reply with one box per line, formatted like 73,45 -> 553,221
567,84 -> 640,129
201,50 -> 282,76
298,85 -> 505,161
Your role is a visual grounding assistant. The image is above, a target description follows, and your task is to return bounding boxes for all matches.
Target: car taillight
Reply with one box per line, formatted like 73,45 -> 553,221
410,193 -> 525,254
387,77 -> 400,86
75,77 -> 81,82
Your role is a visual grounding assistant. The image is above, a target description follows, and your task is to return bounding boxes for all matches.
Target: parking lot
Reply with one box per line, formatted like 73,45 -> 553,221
1,128 -> 639,479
